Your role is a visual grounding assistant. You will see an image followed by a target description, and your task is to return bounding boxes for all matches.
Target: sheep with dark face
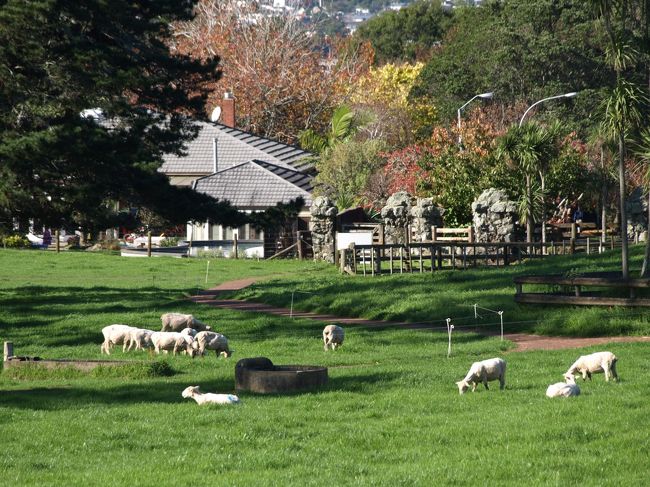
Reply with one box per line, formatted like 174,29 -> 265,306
323,325 -> 344,351
565,351 -> 618,382
160,313 -> 211,332
456,358 -> 506,394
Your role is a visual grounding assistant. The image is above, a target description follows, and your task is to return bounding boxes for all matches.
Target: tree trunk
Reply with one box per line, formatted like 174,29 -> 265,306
618,134 -> 629,278
540,171 -> 546,253
526,174 -> 533,244
601,146 -> 607,243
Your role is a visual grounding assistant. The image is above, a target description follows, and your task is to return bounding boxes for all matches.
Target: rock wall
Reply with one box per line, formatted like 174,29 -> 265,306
309,196 -> 338,262
471,188 -> 519,243
380,191 -> 444,243
626,187 -> 647,238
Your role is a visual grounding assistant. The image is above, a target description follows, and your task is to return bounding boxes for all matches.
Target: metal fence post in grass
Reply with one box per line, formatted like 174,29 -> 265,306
498,311 -> 504,341
474,304 -> 478,319
205,260 -> 210,284
446,318 -> 454,358
290,291 -> 295,318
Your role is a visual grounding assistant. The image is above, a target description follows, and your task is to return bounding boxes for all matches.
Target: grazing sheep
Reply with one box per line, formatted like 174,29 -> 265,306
150,331 -> 197,357
456,357 -> 506,394
101,324 -> 135,354
181,386 -> 240,405
565,351 -> 618,382
193,331 -> 232,358
323,324 -> 344,351
546,374 -> 581,398
125,328 -> 155,352
160,313 -> 211,332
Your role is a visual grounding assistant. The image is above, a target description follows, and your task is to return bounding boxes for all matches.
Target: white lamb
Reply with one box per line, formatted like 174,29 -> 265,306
565,351 -> 618,382
160,313 -> 211,332
181,386 -> 240,405
546,374 -> 581,398
456,357 -> 507,394
193,331 -> 232,358
101,324 -> 135,354
150,331 -> 197,357
125,328 -> 155,352
323,324 -> 344,351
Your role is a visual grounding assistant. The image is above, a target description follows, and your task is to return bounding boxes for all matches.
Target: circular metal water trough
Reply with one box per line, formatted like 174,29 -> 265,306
235,357 -> 328,394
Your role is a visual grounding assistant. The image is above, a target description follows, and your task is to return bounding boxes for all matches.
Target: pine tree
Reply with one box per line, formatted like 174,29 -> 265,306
0,0 -> 242,233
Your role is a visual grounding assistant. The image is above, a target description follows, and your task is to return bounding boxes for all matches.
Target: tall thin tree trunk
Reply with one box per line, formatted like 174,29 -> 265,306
540,171 -> 546,253
601,146 -> 607,243
618,134 -> 629,278
526,174 -> 533,244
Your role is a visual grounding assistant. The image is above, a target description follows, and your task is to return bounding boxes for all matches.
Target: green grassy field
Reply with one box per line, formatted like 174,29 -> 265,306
1,249 -> 649,486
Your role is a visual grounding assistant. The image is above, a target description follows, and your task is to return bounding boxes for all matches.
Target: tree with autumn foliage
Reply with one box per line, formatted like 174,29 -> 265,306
349,62 -> 436,147
171,0 -> 372,145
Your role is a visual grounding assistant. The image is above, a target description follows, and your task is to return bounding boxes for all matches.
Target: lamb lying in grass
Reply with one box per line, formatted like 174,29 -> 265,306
546,374 -> 581,398
456,357 -> 506,394
323,324 -> 344,351
101,324 -> 134,354
181,386 -> 240,405
160,313 -> 211,332
565,351 -> 618,382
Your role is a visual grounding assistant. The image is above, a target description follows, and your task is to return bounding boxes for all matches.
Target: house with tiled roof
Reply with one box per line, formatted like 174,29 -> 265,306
158,93 -> 315,255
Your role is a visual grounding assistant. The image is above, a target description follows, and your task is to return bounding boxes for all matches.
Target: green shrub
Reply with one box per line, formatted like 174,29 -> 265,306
3,235 -> 31,248
160,237 -> 180,247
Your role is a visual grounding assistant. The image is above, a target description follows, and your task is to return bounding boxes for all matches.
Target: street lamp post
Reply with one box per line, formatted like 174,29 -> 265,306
457,92 -> 494,145
518,92 -> 578,127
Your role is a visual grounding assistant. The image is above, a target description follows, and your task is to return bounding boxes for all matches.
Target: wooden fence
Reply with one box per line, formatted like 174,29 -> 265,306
339,236 -> 631,276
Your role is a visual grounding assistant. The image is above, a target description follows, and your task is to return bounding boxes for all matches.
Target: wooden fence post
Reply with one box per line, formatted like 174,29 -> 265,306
468,226 -> 474,243
55,229 -> 60,253
4,341 -> 13,361
147,231 -> 152,257
432,226 -> 438,242
297,231 -> 303,260
233,234 -> 239,259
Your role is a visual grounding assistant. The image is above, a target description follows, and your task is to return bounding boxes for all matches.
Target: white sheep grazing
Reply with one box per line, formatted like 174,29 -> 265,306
546,374 -> 581,398
160,313 -> 211,332
323,324 -> 344,351
181,386 -> 240,405
193,331 -> 232,358
101,324 -> 135,354
125,328 -> 155,352
456,357 -> 506,394
565,351 -> 618,382
150,331 -> 197,357
180,328 -> 198,338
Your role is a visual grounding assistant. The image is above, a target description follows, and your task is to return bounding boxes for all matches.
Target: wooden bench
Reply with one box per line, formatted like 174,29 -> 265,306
514,273 -> 650,306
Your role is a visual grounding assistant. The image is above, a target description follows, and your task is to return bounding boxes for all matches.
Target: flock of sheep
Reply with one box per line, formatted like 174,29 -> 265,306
100,313 -> 233,359
456,351 -> 619,398
101,314 -> 618,404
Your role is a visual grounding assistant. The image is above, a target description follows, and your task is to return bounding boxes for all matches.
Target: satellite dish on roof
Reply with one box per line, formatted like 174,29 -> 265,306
210,106 -> 222,123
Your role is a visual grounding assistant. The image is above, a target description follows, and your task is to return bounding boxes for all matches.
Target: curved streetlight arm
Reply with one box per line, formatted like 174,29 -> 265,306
457,92 -> 494,144
519,92 -> 577,127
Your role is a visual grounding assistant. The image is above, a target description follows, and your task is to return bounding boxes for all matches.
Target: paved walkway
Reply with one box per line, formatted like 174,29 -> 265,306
189,279 -> 650,353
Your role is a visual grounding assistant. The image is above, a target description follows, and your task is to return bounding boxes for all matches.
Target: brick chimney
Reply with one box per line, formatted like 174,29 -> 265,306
221,91 -> 235,128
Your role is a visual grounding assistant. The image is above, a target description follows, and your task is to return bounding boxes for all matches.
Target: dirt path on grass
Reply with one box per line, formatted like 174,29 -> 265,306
189,278 -> 650,353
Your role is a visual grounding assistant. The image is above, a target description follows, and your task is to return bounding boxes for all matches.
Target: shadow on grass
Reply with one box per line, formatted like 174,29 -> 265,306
0,377 -> 235,411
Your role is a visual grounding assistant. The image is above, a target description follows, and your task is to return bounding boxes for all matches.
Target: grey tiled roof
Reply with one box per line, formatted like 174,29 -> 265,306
160,122 -> 314,175
192,161 -> 313,209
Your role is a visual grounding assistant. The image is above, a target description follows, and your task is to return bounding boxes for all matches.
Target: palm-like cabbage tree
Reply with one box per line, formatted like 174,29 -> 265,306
497,122 -> 561,244
299,105 -> 357,155
633,129 -> 650,276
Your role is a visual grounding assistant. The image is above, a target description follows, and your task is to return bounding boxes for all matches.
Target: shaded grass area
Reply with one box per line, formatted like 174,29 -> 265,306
233,246 -> 650,336
1,249 -> 649,485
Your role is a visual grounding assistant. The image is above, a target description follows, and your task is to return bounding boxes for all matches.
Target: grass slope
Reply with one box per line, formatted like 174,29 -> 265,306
0,249 -> 649,486
233,245 -> 650,337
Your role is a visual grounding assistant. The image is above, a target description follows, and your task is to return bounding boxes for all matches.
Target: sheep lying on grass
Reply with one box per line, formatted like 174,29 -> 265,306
101,324 -> 135,354
160,313 -> 211,332
546,374 -> 581,398
323,324 -> 344,351
150,332 -> 197,357
181,386 -> 240,405
456,357 -> 506,394
193,331 -> 232,358
565,351 -> 618,382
